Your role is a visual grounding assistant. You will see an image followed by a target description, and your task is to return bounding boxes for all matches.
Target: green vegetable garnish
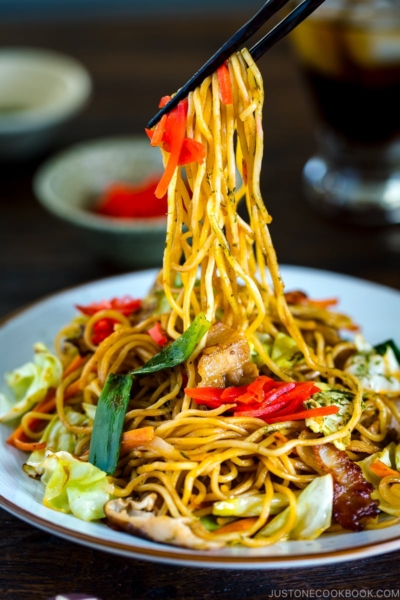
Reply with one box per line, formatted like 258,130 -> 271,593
199,514 -> 222,532
131,312 -> 211,376
374,339 -> 400,364
88,314 -> 210,473
88,373 -> 133,475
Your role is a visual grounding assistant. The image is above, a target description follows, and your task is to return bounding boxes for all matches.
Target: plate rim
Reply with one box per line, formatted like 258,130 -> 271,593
2,265 -> 400,569
2,492 -> 400,569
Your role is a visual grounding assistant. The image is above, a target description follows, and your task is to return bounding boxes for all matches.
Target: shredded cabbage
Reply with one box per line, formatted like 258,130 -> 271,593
250,333 -> 273,367
24,407 -> 93,474
395,445 -> 400,471
257,474 -> 333,540
0,343 -> 62,423
250,333 -> 303,370
271,333 -> 303,370
304,387 -> 355,450
345,335 -> 400,393
212,493 -> 291,517
357,443 -> 400,516
82,402 -> 97,421
25,450 -> 112,521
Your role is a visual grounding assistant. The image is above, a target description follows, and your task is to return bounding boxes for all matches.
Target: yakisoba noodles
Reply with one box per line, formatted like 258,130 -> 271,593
3,49 -> 400,550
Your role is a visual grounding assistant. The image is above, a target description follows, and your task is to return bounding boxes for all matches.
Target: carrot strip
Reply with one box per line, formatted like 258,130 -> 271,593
63,354 -> 87,379
63,379 -> 82,400
370,460 -> 399,479
13,439 -> 47,452
20,396 -> 57,432
6,427 -> 28,446
7,379 -> 82,449
274,431 -> 289,444
120,426 -> 155,454
215,517 -> 258,535
345,323 -> 360,332
6,389 -> 56,447
307,298 -> 338,308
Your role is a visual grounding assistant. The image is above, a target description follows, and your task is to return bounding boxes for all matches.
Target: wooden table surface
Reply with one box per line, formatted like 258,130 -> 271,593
1,12 -> 400,600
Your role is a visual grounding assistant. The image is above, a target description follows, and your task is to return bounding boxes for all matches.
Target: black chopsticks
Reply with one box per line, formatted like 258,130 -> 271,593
250,0 -> 326,61
147,0 -> 326,129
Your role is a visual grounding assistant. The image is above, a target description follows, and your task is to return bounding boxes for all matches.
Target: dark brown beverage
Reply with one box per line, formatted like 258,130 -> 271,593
291,15 -> 400,145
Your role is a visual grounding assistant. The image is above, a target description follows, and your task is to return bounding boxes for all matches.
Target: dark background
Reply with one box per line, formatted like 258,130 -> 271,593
1,7 -> 400,600
0,0 -> 261,19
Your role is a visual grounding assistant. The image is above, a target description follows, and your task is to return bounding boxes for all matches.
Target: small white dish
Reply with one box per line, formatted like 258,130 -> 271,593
34,136 -> 167,268
0,48 -> 91,159
1,266 -> 400,568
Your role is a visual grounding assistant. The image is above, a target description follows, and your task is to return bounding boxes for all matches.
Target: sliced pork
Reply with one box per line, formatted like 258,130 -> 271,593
313,443 -> 379,531
197,323 -> 259,388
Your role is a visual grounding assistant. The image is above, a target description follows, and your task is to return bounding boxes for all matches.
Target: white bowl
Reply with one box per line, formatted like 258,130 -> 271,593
0,48 -> 91,159
33,136 -> 167,268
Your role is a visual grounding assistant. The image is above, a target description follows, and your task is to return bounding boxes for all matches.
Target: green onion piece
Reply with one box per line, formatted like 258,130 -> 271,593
199,515 -> 222,532
131,312 -> 211,376
88,373 -> 133,475
374,339 -> 400,364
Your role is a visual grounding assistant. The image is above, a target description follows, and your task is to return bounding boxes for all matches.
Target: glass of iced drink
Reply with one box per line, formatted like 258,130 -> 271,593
291,0 -> 400,224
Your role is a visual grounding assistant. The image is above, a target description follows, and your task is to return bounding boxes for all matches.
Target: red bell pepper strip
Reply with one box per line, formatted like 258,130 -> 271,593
178,138 -> 206,165
92,318 -> 119,345
186,377 -> 322,420
185,387 -> 224,403
158,98 -> 187,144
258,383 -> 297,406
233,382 -> 298,414
234,398 -> 290,418
76,296 -> 142,317
147,99 -> 205,168
235,376 -> 280,404
184,387 -> 227,409
155,101 -> 187,199
243,375 -> 271,401
192,397 -> 227,409
148,322 -> 168,346
264,405 -> 340,424
220,385 -> 250,402
267,382 -> 321,418
186,379 -> 276,406
217,62 -> 233,105
233,382 -> 318,417
76,296 -> 141,346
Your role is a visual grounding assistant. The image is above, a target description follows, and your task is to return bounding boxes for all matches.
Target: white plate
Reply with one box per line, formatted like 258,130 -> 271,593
1,266 -> 400,569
